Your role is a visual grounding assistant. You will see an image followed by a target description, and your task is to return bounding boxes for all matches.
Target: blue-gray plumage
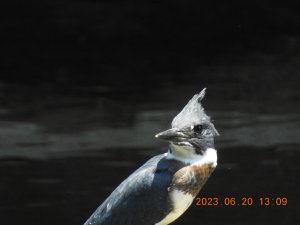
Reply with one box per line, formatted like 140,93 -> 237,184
84,88 -> 219,225
85,154 -> 185,225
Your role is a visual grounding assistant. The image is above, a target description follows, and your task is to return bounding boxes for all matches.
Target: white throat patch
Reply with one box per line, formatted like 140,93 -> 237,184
166,145 -> 217,167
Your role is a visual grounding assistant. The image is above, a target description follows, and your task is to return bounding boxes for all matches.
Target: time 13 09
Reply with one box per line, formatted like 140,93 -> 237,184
195,197 -> 288,206
259,197 -> 288,206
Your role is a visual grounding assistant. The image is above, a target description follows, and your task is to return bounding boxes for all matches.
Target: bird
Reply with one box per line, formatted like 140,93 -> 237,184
84,88 -> 219,225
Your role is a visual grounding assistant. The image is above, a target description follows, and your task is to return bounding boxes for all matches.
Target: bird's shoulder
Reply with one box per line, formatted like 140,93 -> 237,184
114,153 -> 186,195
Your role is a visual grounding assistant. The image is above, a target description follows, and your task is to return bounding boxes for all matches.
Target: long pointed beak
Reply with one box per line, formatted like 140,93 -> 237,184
155,128 -> 185,141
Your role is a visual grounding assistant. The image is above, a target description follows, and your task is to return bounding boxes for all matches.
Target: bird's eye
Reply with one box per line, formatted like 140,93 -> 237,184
192,124 -> 204,133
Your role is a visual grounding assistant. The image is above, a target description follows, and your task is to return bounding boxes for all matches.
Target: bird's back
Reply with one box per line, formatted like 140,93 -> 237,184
84,154 -> 186,225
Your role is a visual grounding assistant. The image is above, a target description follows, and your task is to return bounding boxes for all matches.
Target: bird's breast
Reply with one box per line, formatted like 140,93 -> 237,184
155,163 -> 215,225
170,163 -> 216,196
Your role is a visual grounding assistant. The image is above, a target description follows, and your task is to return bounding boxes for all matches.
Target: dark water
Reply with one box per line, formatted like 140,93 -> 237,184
0,84 -> 299,225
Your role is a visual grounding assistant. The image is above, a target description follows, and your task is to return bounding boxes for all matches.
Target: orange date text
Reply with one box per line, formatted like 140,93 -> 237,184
195,197 -> 288,207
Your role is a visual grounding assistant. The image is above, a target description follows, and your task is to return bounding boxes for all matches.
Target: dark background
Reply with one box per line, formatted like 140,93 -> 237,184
0,1 -> 299,225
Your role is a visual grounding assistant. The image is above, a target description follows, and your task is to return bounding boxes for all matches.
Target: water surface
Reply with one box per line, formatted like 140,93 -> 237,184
0,84 -> 299,225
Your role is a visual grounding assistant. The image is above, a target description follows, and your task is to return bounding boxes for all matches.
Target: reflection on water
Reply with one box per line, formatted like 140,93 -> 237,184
0,85 -> 299,225
1,109 -> 299,158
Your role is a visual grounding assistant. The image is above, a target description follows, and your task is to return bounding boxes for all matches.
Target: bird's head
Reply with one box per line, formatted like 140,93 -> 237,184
155,88 -> 219,159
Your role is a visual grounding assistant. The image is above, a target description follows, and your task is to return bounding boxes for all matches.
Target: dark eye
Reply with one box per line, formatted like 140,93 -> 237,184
192,124 -> 204,133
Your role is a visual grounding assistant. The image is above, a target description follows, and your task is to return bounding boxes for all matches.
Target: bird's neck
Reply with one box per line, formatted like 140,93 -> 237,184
166,144 -> 217,166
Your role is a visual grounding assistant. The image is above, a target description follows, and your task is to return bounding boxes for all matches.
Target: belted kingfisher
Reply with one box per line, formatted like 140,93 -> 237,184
84,88 -> 219,225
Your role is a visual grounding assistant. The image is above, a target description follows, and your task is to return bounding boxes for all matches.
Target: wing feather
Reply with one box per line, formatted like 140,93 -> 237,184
84,154 -> 174,225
